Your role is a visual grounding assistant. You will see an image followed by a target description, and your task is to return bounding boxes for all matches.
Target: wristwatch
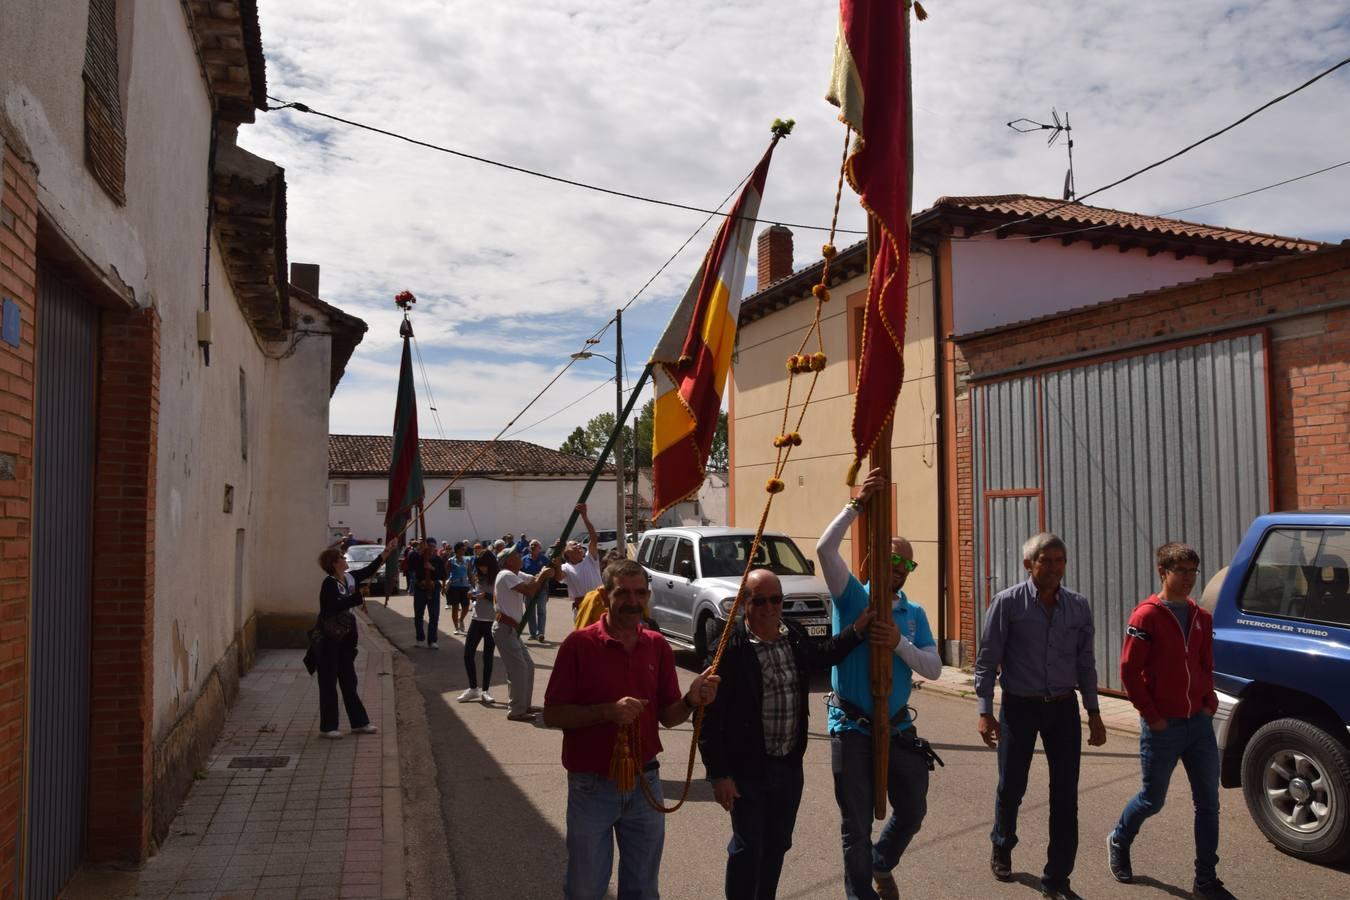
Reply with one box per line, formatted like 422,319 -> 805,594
848,497 -> 863,512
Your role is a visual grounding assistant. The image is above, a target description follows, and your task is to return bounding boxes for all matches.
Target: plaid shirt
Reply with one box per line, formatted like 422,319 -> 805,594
749,629 -> 800,757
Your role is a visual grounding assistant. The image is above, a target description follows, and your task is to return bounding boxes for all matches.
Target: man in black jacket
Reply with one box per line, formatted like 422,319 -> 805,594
408,537 -> 448,648
698,568 -> 891,900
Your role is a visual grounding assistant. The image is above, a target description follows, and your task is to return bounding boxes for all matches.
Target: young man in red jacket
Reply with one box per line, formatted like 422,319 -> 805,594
1108,543 -> 1234,900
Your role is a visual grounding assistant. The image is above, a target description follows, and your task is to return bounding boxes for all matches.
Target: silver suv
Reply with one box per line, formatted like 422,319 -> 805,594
635,527 -> 833,664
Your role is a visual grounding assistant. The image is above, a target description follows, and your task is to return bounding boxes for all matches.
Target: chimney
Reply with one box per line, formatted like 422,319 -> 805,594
291,262 -> 320,297
756,225 -> 793,291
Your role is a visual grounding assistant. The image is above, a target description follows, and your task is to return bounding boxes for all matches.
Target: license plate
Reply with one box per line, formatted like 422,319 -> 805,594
807,625 -> 827,637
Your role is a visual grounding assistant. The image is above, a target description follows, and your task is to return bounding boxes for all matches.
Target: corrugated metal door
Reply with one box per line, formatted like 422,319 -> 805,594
972,333 -> 1271,691
26,264 -> 98,899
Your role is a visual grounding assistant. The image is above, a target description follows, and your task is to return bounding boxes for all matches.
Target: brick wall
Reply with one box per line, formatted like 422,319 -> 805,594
87,306 -> 159,862
0,147 -> 37,899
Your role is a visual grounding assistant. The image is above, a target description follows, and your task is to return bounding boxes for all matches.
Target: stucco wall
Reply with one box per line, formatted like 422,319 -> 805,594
949,234 -> 1233,335
329,475 -> 620,547
731,252 -> 941,623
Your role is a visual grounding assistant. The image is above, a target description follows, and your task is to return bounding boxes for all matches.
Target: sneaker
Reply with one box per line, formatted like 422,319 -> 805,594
319,730 -> 343,740
1039,884 -> 1078,900
990,844 -> 1012,882
480,691 -> 496,704
457,688 -> 482,702
429,641 -> 439,649
506,711 -> 536,722
414,637 -> 425,646
1192,878 -> 1237,900
1107,832 -> 1132,883
873,870 -> 899,900
526,705 -> 546,714
353,724 -> 379,734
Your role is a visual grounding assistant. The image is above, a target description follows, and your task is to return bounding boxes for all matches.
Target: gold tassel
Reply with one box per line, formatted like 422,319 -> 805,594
845,458 -> 861,486
913,1 -> 928,21
610,726 -> 636,792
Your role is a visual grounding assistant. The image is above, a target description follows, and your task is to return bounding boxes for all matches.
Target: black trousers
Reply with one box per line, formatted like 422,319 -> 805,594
725,754 -> 804,900
463,618 -> 495,689
317,640 -> 370,733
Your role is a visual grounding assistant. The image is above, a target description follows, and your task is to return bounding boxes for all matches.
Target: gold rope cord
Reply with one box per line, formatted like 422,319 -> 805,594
618,127 -> 855,814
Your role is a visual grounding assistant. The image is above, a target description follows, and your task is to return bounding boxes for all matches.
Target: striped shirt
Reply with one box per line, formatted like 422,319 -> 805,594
749,629 -> 800,757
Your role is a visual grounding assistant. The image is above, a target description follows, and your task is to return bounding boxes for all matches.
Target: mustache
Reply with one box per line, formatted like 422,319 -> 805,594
614,604 -> 645,615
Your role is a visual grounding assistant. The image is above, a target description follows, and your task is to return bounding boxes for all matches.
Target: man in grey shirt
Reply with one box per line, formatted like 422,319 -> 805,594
974,533 -> 1106,900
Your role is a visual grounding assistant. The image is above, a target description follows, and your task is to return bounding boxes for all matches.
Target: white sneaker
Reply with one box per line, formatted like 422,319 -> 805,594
457,688 -> 482,702
480,691 -> 496,705
353,724 -> 379,734
429,641 -> 439,649
319,730 -> 343,740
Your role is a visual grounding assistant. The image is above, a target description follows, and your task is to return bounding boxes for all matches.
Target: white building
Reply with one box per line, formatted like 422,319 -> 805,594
329,435 -> 619,547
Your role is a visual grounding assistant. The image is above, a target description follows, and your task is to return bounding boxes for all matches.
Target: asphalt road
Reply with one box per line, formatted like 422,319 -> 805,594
368,597 -> 1349,899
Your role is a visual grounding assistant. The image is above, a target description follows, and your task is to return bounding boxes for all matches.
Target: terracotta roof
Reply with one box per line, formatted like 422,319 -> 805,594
288,285 -> 367,396
329,435 -> 612,478
918,194 -> 1323,252
213,136 -> 288,340
184,0 -> 268,124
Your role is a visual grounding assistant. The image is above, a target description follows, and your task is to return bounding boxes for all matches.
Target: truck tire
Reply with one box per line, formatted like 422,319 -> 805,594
1241,717 -> 1350,864
699,614 -> 722,670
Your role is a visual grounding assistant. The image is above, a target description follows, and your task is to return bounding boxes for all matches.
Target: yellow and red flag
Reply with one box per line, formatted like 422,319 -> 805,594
828,0 -> 916,479
649,143 -> 779,520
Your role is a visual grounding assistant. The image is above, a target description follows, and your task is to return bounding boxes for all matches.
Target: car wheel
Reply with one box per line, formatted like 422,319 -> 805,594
1241,716 -> 1350,864
701,615 -> 729,670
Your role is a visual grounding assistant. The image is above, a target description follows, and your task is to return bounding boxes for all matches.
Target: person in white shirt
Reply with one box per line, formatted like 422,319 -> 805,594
561,502 -> 603,611
493,546 -> 557,721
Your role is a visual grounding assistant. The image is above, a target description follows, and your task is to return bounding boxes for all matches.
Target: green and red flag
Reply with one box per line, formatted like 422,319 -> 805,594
649,139 -> 780,520
384,328 -> 425,541
827,0 -> 916,480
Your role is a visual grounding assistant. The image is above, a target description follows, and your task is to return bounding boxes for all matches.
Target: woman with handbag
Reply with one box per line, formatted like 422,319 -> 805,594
315,540 -> 396,739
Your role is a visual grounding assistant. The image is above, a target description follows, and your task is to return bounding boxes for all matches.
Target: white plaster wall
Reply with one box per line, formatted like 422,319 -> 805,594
949,234 -> 1233,335
329,475 -> 619,548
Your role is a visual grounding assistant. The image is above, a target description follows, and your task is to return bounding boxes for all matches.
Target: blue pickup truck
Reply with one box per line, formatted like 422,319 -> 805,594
1202,511 -> 1350,864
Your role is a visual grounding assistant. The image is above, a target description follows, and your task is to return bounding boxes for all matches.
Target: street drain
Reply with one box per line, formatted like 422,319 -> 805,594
227,755 -> 291,769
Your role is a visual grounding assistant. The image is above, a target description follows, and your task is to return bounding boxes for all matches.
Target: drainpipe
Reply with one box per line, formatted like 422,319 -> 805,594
200,111 -> 218,366
915,235 -> 948,660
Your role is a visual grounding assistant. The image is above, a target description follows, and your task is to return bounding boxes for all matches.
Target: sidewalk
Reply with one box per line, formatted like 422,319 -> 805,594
920,665 -> 1143,735
90,620 -> 406,900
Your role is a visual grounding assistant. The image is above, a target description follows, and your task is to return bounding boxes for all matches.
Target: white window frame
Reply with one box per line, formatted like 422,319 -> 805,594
332,482 -> 350,506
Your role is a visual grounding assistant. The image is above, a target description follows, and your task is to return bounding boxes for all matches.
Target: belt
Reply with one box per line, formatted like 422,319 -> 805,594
642,760 -> 659,773
494,611 -> 520,629
1005,691 -> 1076,704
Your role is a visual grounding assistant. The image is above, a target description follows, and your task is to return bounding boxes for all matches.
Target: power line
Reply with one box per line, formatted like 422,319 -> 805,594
504,376 -> 616,439
973,55 -> 1350,237
265,97 -> 864,235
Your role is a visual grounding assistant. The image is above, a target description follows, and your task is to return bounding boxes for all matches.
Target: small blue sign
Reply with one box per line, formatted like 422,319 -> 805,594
1,298 -> 20,348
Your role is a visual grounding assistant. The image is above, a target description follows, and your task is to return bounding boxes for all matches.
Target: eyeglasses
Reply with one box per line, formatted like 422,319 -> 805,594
890,553 -> 919,572
742,593 -> 784,607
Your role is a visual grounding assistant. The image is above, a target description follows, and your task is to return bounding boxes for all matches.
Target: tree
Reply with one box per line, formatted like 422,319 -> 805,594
709,411 -> 729,471
559,426 -> 594,459
561,400 -> 725,471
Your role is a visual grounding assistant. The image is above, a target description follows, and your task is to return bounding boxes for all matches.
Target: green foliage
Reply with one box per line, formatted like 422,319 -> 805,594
561,400 -> 727,472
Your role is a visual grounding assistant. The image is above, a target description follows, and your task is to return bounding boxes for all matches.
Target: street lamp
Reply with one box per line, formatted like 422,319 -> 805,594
570,308 -> 626,546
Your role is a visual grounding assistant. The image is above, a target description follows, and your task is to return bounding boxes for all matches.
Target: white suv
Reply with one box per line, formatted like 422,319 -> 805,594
635,527 -> 833,663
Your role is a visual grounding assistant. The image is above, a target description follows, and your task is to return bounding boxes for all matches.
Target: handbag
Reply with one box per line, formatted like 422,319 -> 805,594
320,611 -> 356,642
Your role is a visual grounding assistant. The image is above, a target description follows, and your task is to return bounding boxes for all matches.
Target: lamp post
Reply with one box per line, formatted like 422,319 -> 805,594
570,308 -> 625,546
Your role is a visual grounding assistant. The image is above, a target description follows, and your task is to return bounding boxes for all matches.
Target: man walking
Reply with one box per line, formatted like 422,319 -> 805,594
544,559 -> 719,900
561,503 -> 603,612
408,537 -> 446,649
493,545 -> 556,721
1109,543 -> 1234,899
699,568 -> 879,900
817,468 -> 944,900
975,532 -> 1106,899
522,538 -> 552,642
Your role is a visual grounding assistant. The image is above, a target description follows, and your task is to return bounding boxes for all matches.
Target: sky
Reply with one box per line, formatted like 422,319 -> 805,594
238,0 -> 1350,450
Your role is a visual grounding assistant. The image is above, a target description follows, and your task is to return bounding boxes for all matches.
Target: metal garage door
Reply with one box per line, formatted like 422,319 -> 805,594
26,264 -> 98,898
972,333 -> 1271,691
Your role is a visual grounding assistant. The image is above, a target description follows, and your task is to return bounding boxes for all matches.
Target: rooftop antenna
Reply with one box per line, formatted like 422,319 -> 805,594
1008,108 -> 1076,200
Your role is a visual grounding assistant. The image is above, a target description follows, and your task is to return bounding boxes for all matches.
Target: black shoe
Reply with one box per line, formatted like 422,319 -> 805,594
1107,831 -> 1133,883
1193,878 -> 1236,900
1040,882 -> 1079,900
990,845 -> 1012,881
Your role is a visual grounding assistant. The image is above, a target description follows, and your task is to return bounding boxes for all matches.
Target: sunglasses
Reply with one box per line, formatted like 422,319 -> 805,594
890,553 -> 919,572
741,593 -> 784,607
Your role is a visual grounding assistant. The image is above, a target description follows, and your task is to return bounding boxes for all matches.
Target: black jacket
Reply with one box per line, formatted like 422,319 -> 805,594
698,619 -> 864,780
407,549 -> 447,590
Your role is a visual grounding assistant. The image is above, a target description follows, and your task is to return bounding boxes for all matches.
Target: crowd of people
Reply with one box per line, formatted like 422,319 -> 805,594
311,476 -> 1235,900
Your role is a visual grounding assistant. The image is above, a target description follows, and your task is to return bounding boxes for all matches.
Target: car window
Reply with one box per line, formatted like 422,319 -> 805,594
672,539 -> 695,578
1240,528 -> 1350,626
699,536 -> 811,578
637,539 -> 654,567
650,536 -> 677,574
347,546 -> 382,562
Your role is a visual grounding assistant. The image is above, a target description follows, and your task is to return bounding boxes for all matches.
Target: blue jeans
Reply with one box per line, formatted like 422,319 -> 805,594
725,754 -> 804,900
991,695 -> 1082,890
565,767 -> 665,899
528,593 -> 549,638
832,730 -> 930,900
1113,712 -> 1220,882
413,587 -> 440,642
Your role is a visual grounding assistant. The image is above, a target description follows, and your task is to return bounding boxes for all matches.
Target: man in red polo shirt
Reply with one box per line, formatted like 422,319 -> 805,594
544,558 -> 719,900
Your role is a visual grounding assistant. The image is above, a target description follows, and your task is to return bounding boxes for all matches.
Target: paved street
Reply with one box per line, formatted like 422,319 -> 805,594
371,595 -> 1349,900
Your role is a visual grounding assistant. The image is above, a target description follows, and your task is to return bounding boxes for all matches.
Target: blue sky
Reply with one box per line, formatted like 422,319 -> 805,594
237,0 -> 1350,449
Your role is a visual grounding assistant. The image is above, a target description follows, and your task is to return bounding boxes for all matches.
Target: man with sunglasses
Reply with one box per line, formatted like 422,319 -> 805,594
816,467 -> 943,900
698,567 -> 880,900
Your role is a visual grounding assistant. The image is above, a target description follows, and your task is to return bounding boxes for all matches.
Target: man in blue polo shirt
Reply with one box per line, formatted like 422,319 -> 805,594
817,467 -> 943,900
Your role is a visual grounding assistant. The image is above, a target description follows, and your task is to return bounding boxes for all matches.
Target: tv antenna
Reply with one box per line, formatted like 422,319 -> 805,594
1008,108 -> 1077,200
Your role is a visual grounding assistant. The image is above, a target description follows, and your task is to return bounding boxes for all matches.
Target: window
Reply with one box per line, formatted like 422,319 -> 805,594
651,536 -> 678,574
637,537 -> 655,567
1240,529 -> 1350,626
82,0 -> 127,204
376,499 -> 388,514
672,539 -> 695,579
331,482 -> 349,506
447,488 -> 463,509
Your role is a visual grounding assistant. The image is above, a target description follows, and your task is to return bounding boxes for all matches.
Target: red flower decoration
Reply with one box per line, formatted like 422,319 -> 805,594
395,290 -> 417,309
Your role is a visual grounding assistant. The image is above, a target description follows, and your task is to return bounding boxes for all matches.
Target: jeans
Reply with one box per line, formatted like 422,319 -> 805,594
1113,712 -> 1220,882
413,587 -> 440,643
725,754 -> 804,900
990,695 -> 1082,890
463,618 -> 495,689
565,768 -> 665,900
832,729 -> 930,900
316,641 -> 370,733
491,620 -> 535,715
528,593 -> 549,638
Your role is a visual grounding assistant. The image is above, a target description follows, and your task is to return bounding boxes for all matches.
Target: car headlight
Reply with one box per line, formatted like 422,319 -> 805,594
719,597 -> 736,615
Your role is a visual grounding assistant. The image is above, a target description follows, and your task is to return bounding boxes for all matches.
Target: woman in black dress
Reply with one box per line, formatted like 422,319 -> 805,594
315,540 -> 396,738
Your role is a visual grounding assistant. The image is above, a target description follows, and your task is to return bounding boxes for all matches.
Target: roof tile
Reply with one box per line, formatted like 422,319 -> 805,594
329,434 -> 610,477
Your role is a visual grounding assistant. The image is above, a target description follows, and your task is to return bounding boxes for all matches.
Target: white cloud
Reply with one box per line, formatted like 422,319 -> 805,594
239,0 -> 1350,450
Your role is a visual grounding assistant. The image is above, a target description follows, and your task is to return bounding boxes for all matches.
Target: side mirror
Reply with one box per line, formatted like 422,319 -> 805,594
806,560 -> 816,575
